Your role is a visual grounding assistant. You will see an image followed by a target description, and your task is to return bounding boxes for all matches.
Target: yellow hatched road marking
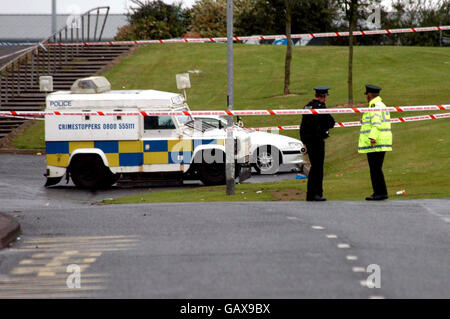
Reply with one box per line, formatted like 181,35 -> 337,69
0,235 -> 139,298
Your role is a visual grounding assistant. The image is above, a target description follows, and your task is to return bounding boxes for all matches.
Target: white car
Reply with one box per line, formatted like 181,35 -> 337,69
194,115 -> 307,174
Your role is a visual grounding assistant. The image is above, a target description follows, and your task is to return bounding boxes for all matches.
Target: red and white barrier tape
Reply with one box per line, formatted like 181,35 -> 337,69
248,112 -> 450,131
1,112 -> 448,130
0,104 -> 448,117
0,114 -> 44,121
47,25 -> 450,46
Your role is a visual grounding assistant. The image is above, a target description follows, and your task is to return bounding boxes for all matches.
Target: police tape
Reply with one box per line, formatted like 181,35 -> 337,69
247,112 -> 450,131
1,112 -> 449,130
0,104 -> 448,117
44,25 -> 450,46
0,114 -> 44,121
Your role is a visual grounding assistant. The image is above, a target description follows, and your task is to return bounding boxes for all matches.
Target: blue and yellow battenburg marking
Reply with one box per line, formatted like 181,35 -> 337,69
46,139 -> 225,167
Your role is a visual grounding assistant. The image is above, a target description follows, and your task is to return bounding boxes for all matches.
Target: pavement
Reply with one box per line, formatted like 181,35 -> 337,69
0,153 -> 449,299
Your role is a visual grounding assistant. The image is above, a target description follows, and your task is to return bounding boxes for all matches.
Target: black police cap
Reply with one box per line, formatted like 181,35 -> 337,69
314,86 -> 329,95
365,84 -> 381,94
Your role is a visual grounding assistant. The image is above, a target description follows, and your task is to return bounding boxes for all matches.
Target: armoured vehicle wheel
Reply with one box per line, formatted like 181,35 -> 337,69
70,155 -> 114,189
199,161 -> 226,185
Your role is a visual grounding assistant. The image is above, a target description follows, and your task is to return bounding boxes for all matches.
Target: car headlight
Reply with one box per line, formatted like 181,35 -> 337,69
288,142 -> 302,149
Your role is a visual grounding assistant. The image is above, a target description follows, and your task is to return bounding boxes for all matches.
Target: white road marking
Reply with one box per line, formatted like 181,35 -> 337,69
326,234 -> 338,239
312,226 -> 324,230
37,271 -> 56,277
369,296 -> 385,299
287,216 -> 299,221
346,255 -> 358,261
337,243 -> 350,249
352,267 -> 366,272
421,204 -> 450,223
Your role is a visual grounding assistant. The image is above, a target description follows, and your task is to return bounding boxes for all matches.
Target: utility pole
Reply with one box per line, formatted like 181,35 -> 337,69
51,0 -> 57,34
225,0 -> 235,195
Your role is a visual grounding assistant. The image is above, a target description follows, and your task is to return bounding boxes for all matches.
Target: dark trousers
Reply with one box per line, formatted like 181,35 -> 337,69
367,152 -> 388,196
304,139 -> 325,199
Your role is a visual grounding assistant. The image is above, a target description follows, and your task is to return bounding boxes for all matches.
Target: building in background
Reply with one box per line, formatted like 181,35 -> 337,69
0,14 -> 127,43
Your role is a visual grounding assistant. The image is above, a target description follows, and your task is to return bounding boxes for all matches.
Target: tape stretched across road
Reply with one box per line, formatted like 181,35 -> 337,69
1,112 -> 449,132
45,25 -> 450,46
0,104 -> 449,117
247,112 -> 450,131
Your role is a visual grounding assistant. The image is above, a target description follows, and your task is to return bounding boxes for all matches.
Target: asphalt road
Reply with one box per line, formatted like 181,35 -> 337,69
0,154 -> 449,299
0,154 -> 300,209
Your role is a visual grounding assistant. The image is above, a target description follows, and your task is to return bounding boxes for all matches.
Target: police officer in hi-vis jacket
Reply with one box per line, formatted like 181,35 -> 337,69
300,86 -> 335,202
358,84 -> 392,200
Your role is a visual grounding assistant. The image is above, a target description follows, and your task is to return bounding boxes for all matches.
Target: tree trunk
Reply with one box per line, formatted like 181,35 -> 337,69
347,0 -> 357,105
284,0 -> 292,96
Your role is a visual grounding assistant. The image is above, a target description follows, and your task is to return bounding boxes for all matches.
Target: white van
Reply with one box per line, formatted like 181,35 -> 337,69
44,76 -> 251,188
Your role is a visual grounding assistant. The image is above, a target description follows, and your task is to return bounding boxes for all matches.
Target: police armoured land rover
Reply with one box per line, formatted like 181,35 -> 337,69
44,76 -> 251,188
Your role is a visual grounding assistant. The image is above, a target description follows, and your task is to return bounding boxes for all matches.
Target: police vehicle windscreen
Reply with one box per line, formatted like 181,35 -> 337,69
176,108 -> 192,126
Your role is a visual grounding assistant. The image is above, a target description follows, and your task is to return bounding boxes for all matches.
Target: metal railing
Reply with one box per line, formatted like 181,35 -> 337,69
0,6 -> 110,107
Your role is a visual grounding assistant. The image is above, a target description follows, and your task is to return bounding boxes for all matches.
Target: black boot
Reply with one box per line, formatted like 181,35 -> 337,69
307,195 -> 327,202
365,194 -> 388,201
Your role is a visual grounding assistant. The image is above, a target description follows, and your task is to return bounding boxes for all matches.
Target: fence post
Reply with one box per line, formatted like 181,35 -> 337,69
65,28 -> 68,63
31,52 -> 34,87
87,13 -> 90,42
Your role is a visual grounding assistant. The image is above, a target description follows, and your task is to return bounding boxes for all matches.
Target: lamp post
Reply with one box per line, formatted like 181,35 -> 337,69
225,0 -> 235,195
51,0 -> 57,34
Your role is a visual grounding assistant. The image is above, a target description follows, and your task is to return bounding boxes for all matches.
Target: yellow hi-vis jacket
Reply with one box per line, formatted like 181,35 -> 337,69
358,96 -> 393,153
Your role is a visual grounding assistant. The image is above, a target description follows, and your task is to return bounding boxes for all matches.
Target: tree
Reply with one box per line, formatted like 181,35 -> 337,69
114,0 -> 189,40
340,0 -> 358,105
240,0 -> 339,96
337,0 -> 376,104
384,0 -> 450,46
188,0 -> 228,37
284,0 -> 294,95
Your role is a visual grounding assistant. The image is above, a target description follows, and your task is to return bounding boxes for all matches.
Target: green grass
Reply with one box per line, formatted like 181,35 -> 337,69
105,110 -> 450,203
11,121 -> 45,149
11,44 -> 450,201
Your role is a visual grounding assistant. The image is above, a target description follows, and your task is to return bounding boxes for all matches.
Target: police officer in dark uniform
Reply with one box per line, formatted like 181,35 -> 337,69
300,86 -> 335,201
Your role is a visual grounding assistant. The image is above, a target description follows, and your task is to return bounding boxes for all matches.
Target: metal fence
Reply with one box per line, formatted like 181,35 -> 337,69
0,6 -> 110,107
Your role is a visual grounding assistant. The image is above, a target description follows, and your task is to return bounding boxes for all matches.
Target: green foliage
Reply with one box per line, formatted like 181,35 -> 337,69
115,0 -> 190,40
333,0 -> 450,46
383,0 -> 450,46
235,0 -> 340,35
188,0 -> 227,37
